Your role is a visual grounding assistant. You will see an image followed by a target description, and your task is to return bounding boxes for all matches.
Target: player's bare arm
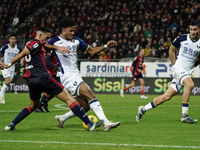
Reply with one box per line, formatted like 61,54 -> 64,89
44,44 -> 70,54
2,47 -> 30,69
168,45 -> 178,66
87,40 -> 117,55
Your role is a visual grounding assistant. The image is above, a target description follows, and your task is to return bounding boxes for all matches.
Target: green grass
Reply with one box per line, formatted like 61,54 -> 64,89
0,93 -> 200,150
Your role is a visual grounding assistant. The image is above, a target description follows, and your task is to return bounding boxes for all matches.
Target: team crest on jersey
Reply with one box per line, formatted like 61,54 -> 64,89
181,71 -> 185,74
197,45 -> 200,49
33,43 -> 39,49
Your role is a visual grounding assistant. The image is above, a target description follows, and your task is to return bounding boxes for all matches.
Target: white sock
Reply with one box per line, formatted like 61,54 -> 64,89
0,83 -> 8,97
89,99 -> 109,126
182,107 -> 188,115
144,101 -> 155,111
62,110 -> 76,121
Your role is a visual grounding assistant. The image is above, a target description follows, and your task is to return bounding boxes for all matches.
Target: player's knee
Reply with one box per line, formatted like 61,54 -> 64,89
186,83 -> 194,91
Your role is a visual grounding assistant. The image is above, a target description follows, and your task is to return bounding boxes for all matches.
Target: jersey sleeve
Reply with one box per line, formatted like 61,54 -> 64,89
0,45 -> 8,55
47,37 -> 60,45
171,35 -> 187,49
25,40 -> 42,54
17,45 -> 22,53
75,37 -> 90,52
132,56 -> 138,69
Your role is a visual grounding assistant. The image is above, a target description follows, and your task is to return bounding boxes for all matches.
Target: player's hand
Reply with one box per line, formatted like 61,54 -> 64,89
57,47 -> 70,54
0,62 -> 8,70
107,40 -> 118,48
20,60 -> 24,67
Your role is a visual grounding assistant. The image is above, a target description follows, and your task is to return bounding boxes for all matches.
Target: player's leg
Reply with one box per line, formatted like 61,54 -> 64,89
36,76 -> 59,112
0,69 -> 15,104
35,93 -> 53,112
55,88 -> 103,131
136,84 -> 178,122
4,98 -> 40,131
78,82 -> 120,131
56,96 -> 90,128
139,78 -> 148,99
120,78 -> 136,97
181,77 -> 197,123
0,77 -> 11,104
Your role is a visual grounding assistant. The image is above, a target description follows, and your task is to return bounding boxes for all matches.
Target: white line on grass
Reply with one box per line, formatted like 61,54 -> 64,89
0,140 -> 200,149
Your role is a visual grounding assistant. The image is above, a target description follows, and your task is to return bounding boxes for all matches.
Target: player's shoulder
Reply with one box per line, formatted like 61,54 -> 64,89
17,45 -> 22,50
174,34 -> 188,42
73,36 -> 85,43
2,44 -> 9,50
48,36 -> 60,44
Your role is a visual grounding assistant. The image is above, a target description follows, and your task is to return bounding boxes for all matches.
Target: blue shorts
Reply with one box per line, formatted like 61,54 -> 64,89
26,76 -> 64,101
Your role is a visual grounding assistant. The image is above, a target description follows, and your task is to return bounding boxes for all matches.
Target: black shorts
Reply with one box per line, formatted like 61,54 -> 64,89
51,74 -> 60,83
132,73 -> 143,81
26,76 -> 64,101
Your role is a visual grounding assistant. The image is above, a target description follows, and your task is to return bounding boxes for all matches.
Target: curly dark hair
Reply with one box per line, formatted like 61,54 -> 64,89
58,17 -> 76,32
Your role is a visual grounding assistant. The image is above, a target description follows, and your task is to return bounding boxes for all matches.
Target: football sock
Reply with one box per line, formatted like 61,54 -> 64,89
62,110 -> 75,121
0,83 -> 9,97
9,106 -> 32,128
141,91 -> 144,95
182,102 -> 189,115
89,98 -> 109,126
144,100 -> 156,111
123,87 -> 128,91
38,94 -> 52,109
69,102 -> 93,128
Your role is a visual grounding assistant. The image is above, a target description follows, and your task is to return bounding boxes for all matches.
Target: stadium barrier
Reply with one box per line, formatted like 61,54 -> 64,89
1,64 -> 200,95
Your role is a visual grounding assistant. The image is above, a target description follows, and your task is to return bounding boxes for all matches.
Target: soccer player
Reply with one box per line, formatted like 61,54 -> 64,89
1,27 -> 103,131
0,34 -> 23,104
35,51 -> 60,112
45,17 -> 120,131
136,20 -> 200,123
120,49 -> 148,99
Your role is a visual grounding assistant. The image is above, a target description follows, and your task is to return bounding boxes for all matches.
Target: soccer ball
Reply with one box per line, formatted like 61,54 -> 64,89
83,115 -> 98,130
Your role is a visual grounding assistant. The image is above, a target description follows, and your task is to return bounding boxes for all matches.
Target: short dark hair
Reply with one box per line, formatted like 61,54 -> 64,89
9,34 -> 17,39
37,27 -> 51,33
58,17 -> 76,32
189,20 -> 200,27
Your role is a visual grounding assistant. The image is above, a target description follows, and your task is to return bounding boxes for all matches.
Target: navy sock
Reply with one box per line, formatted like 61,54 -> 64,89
10,107 -> 32,127
38,94 -> 53,109
69,102 -> 93,128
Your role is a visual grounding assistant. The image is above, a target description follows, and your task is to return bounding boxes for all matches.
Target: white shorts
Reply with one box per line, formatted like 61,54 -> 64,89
60,73 -> 84,97
1,66 -> 15,80
170,78 -> 183,93
171,66 -> 192,84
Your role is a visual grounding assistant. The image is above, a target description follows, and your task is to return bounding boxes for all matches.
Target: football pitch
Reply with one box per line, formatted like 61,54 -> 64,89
0,93 -> 200,150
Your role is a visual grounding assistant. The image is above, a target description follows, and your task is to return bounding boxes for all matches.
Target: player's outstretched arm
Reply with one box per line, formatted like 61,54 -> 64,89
168,45 -> 177,66
87,40 -> 117,55
44,44 -> 70,54
3,47 -> 30,69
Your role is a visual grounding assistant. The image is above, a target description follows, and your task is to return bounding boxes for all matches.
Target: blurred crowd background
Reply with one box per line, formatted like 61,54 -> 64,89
0,0 -> 199,61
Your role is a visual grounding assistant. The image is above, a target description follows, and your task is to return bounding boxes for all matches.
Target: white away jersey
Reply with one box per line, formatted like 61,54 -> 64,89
47,36 -> 89,74
0,44 -> 22,65
172,34 -> 200,72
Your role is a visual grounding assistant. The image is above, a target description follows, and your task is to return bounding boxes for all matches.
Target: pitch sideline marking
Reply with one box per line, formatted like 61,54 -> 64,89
0,140 -> 200,149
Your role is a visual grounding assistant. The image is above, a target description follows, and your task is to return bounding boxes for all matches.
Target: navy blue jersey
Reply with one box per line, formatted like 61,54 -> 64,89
23,39 -> 50,79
